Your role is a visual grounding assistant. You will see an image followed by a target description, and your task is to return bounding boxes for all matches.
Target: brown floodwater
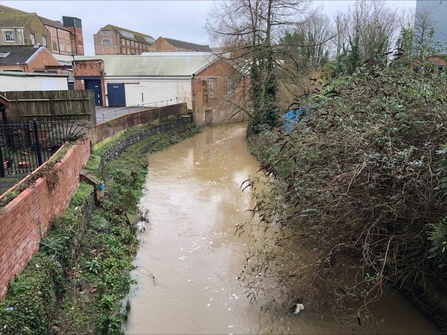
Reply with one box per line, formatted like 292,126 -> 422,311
125,123 -> 441,335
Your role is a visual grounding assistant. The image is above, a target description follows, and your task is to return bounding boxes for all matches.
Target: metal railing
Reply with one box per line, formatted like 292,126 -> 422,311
0,120 -> 86,177
96,96 -> 190,123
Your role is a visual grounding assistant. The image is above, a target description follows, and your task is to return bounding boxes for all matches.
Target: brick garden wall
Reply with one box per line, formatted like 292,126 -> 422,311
0,138 -> 90,300
0,102 -> 191,301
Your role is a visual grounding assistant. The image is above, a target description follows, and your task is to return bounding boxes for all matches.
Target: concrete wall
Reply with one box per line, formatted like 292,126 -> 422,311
0,138 -> 90,300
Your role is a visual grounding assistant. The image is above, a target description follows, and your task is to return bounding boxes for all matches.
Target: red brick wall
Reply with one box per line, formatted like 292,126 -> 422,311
27,48 -> 60,72
0,48 -> 60,73
192,59 -> 247,125
73,59 -> 106,105
148,38 -> 188,52
90,103 -> 186,146
0,138 -> 90,300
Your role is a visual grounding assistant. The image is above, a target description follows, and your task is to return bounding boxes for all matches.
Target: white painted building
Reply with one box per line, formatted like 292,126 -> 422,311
0,71 -> 68,91
55,52 -> 218,109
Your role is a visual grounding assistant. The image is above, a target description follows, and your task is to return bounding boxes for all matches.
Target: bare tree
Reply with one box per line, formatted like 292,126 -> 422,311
205,0 -> 316,134
331,0 -> 402,73
412,8 -> 437,59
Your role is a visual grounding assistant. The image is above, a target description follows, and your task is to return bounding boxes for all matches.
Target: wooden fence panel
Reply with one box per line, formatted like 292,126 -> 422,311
0,90 -> 96,128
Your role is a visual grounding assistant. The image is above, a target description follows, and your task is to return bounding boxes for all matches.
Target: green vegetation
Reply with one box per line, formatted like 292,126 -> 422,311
0,122 -> 200,334
242,59 -> 447,329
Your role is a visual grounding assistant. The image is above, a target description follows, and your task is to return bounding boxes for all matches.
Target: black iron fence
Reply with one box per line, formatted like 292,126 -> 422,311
0,120 -> 86,177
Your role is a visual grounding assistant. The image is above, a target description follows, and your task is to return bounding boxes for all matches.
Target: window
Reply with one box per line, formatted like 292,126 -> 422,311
119,30 -> 134,39
30,33 -> 35,44
208,78 -> 216,98
4,31 -> 15,42
202,80 -> 209,103
227,79 -> 234,97
42,36 -> 47,46
101,30 -> 111,35
102,39 -> 112,45
52,42 -> 58,50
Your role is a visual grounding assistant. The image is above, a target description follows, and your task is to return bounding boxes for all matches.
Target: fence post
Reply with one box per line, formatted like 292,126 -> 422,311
0,147 -> 4,178
33,120 -> 43,166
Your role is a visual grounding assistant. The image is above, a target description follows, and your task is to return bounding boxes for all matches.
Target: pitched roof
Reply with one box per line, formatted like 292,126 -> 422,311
0,45 -> 50,65
72,52 -> 218,77
99,24 -> 155,44
0,4 -> 27,14
39,16 -> 70,31
0,12 -> 35,28
161,37 -> 212,52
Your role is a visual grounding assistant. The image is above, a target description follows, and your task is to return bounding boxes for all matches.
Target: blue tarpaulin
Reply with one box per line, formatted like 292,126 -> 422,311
284,106 -> 310,134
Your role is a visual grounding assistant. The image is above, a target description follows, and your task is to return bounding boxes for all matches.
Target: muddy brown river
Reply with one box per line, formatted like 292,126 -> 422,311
125,123 -> 440,334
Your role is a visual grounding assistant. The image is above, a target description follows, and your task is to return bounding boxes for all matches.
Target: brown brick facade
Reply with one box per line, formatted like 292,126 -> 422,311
0,139 -> 90,300
0,47 -> 60,73
192,59 -> 248,125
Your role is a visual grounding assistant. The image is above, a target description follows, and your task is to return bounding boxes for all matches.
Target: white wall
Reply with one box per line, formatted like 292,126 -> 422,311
105,77 -> 192,109
0,75 -> 68,91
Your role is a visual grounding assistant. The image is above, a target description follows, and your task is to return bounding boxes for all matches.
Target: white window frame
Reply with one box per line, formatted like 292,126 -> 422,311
4,31 -> 15,42
30,33 -> 35,44
42,36 -> 47,46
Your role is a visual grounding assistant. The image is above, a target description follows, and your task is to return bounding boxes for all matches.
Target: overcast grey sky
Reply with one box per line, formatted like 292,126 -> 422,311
2,0 -> 416,56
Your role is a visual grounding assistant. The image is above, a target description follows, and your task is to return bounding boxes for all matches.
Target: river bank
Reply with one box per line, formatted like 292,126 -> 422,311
125,123 -> 440,334
0,120 -> 200,335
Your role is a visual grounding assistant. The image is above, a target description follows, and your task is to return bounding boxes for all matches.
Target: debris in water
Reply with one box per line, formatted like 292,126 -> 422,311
293,303 -> 305,315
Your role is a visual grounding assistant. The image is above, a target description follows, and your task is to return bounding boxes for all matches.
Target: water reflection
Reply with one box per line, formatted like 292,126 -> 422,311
125,123 -> 440,335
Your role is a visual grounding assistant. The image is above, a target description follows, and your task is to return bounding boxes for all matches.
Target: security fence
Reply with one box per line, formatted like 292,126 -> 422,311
0,120 -> 86,177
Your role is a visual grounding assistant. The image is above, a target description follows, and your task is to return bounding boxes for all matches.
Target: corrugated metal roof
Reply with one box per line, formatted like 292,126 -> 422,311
77,53 -> 218,77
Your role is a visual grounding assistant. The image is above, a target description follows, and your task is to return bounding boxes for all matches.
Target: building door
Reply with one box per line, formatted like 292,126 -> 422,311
205,109 -> 213,125
107,83 -> 126,107
85,80 -> 102,106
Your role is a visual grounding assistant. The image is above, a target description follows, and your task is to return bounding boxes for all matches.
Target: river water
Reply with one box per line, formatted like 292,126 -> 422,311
125,123 -> 440,334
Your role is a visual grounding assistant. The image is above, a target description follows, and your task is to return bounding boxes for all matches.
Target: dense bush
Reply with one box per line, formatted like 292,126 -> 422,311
243,62 -> 447,326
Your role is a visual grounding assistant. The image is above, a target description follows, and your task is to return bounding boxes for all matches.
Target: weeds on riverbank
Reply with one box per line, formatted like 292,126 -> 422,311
0,123 -> 200,335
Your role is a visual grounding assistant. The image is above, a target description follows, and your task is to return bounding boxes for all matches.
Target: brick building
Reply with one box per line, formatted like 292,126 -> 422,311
191,58 -> 246,125
94,24 -> 154,55
0,45 -> 60,73
62,16 -> 84,56
39,16 -> 84,56
0,5 -> 51,49
39,16 -> 72,55
148,37 -> 212,53
72,58 -> 105,106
